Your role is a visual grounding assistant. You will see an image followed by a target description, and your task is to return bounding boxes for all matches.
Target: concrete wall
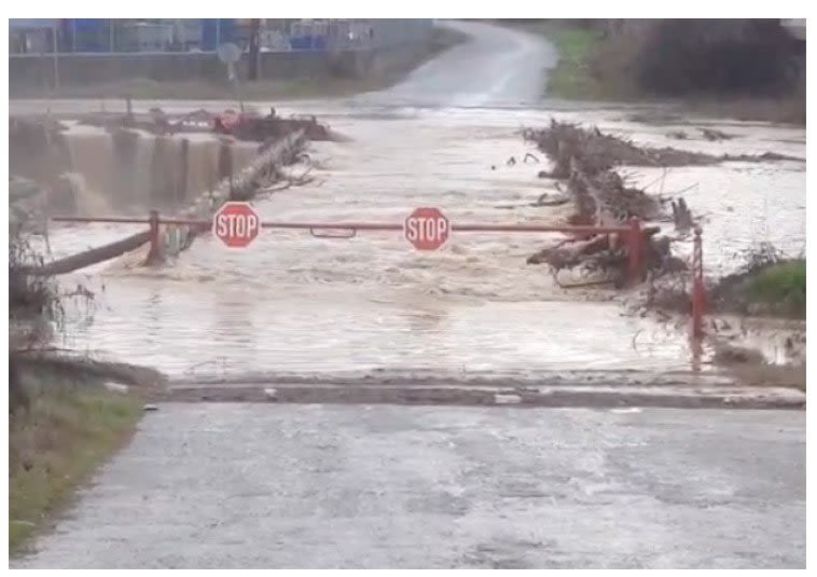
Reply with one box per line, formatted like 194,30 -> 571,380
10,51 -> 341,93
10,20 -> 436,94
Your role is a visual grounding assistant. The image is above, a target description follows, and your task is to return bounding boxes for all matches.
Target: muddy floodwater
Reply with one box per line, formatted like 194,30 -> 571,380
16,22 -> 806,381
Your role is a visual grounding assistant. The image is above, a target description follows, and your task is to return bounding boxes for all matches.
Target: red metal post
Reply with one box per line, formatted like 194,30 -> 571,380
691,226 -> 705,339
145,210 -> 161,265
627,217 -> 643,286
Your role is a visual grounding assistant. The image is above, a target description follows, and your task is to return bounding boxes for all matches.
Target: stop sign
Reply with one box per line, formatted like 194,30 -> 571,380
404,207 -> 449,251
213,201 -> 261,248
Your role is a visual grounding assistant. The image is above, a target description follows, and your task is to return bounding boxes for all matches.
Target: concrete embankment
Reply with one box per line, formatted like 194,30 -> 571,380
156,129 -> 306,260
15,123 -> 306,274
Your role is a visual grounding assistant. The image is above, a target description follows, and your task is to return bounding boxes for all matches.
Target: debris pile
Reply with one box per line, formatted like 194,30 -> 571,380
521,120 -> 694,287
524,120 -> 721,179
77,103 -> 335,143
212,108 -> 333,142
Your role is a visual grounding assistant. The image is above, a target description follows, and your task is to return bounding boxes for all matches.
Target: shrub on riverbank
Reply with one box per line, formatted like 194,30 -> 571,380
9,180 -> 148,555
743,260 -> 806,318
522,19 -> 806,125
711,244 -> 805,319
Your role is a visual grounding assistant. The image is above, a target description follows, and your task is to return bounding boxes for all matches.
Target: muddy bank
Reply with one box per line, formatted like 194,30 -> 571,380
12,352 -> 167,391
163,377 -> 805,409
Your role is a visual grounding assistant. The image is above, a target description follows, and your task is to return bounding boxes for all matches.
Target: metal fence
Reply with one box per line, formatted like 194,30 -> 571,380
9,19 -> 435,56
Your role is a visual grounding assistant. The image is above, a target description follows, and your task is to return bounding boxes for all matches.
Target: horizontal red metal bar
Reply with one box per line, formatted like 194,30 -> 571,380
52,216 -> 156,225
50,216 -> 632,235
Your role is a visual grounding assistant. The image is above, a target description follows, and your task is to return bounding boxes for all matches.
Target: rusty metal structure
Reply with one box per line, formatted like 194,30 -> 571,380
51,212 -> 650,286
691,226 -> 706,339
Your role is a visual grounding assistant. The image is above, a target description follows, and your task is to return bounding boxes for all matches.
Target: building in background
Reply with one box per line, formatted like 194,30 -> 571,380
117,22 -> 174,52
9,19 -> 58,54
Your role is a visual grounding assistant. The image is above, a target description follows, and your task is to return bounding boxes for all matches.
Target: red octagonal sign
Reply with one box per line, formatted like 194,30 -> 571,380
404,207 -> 449,251
213,201 -> 261,248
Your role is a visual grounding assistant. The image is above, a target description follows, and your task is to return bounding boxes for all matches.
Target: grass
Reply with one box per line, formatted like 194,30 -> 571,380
711,255 -> 806,319
504,21 -> 617,101
539,24 -> 608,100
9,372 -> 143,555
745,260 -> 806,318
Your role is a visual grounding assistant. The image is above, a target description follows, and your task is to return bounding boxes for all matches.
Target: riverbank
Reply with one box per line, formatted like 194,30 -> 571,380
9,358 -> 148,554
516,20 -> 806,126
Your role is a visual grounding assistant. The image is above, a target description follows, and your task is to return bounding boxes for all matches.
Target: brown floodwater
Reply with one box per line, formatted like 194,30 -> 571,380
15,22 -> 805,380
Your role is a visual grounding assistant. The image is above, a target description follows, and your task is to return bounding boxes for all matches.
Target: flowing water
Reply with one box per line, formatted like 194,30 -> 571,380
52,123 -> 257,216
14,22 -> 806,381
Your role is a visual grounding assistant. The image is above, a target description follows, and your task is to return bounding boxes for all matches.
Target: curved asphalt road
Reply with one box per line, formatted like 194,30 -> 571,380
357,20 -> 557,108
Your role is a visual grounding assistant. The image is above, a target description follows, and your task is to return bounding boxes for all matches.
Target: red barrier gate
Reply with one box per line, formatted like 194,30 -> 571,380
49,210 -> 706,336
52,213 -> 648,286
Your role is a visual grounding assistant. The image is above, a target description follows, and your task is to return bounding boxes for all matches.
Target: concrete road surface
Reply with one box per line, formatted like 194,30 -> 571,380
356,20 -> 558,107
14,404 -> 804,569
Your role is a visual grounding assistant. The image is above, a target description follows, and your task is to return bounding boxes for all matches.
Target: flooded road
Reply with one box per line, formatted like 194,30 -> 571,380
17,22 -> 806,381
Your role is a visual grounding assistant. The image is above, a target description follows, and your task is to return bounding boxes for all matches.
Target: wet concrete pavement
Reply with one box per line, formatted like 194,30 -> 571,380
14,405 -> 805,569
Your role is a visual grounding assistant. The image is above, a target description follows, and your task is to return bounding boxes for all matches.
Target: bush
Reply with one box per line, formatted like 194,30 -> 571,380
633,20 -> 802,97
711,242 -> 805,319
9,177 -> 94,412
746,260 -> 806,318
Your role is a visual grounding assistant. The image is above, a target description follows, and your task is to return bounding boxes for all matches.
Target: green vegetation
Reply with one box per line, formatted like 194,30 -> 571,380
537,24 -> 608,100
9,373 -> 142,554
507,21 -> 628,101
508,20 -> 805,124
745,260 -> 806,318
711,243 -> 806,319
9,171 -> 147,556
